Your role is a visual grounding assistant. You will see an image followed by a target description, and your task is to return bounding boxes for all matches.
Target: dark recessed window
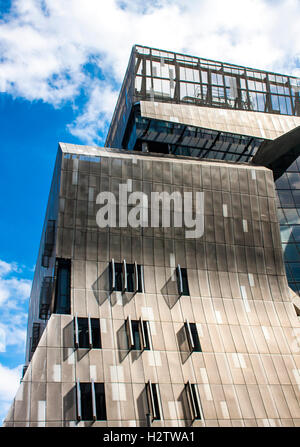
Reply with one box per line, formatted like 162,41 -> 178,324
94,383 -> 106,420
146,381 -> 162,421
54,258 -> 71,314
190,322 -> 202,352
112,262 -> 123,291
75,317 -> 101,349
126,263 -> 135,293
126,263 -> 144,293
131,320 -> 142,350
77,382 -> 106,421
79,382 -> 92,421
186,382 -> 203,420
30,323 -> 41,354
110,259 -> 144,292
142,320 -> 151,350
184,321 -> 201,352
176,265 -> 190,296
126,317 -> 151,350
181,268 -> 190,296
90,318 -> 101,348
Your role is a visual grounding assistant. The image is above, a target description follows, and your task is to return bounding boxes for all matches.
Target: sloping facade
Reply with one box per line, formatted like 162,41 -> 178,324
4,145 -> 300,427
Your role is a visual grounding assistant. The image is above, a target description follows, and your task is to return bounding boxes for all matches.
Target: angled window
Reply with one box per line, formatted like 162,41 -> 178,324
126,316 -> 151,350
74,315 -> 101,349
44,219 -> 56,255
90,318 -> 101,348
30,322 -> 41,354
126,262 -> 134,292
186,382 -> 203,421
146,381 -> 163,421
176,265 -> 190,296
110,258 -> 116,291
137,263 -> 144,292
110,259 -> 144,293
54,258 -> 71,314
184,320 -> 202,352
110,259 -> 123,291
39,276 -> 53,320
115,261 -> 123,291
41,219 -> 56,267
76,381 -> 106,421
140,317 -> 151,350
41,255 -> 49,269
181,267 -> 190,296
126,262 -> 144,293
22,365 -> 28,379
131,320 -> 141,350
122,260 -> 128,291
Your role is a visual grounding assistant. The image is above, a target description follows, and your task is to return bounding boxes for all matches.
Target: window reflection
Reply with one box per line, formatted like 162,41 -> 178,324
287,173 -> 300,189
283,244 -> 300,262
276,155 -> 300,296
277,190 -> 294,207
132,46 -> 300,116
289,263 -> 300,281
54,258 -> 71,314
292,191 -> 300,207
292,226 -> 300,241
283,209 -> 300,225
280,226 -> 293,242
276,174 -> 291,189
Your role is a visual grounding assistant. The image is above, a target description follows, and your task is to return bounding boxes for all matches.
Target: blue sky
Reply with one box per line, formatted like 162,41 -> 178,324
0,0 -> 300,424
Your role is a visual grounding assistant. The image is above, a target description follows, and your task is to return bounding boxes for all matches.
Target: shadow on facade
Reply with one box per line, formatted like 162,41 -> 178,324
116,322 -> 130,363
62,320 -> 74,362
176,326 -> 191,364
179,388 -> 192,427
161,275 -> 180,309
91,266 -> 110,306
136,388 -> 148,425
63,386 -> 76,423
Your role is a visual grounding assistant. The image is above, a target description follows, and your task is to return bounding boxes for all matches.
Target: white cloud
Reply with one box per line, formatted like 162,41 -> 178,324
0,328 -> 5,353
0,260 -> 31,306
0,322 -> 27,353
0,275 -> 31,306
0,363 -> 23,425
1,0 -> 300,143
67,80 -> 119,145
0,363 -> 23,402
0,260 -> 17,277
0,260 -> 31,353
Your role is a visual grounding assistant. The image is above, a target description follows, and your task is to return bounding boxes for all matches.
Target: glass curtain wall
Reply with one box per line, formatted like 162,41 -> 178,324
276,158 -> 300,295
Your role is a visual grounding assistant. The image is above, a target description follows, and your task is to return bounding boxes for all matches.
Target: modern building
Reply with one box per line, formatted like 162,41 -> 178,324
3,45 -> 300,427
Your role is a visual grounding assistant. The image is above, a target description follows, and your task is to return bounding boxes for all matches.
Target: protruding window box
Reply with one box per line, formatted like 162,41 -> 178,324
41,220 -> 56,267
30,322 -> 41,354
54,258 -> 71,314
39,276 -> 53,320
